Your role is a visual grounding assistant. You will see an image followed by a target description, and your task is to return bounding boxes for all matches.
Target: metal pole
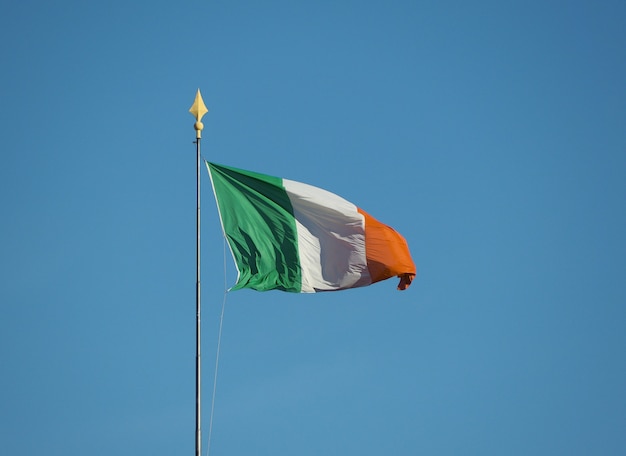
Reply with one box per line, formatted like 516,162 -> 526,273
189,90 -> 208,456
195,134 -> 202,456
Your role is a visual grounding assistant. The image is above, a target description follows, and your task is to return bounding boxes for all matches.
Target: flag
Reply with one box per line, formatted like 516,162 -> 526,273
206,161 -> 416,293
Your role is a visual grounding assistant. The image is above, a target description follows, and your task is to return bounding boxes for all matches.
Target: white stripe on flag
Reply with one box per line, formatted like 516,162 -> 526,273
283,179 -> 371,292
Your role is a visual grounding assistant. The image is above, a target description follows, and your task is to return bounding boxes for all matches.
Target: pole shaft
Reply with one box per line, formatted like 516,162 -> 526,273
189,88 -> 207,456
195,137 -> 202,456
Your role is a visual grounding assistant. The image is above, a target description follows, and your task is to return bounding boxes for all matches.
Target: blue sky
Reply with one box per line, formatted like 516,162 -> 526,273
2,1 -> 625,454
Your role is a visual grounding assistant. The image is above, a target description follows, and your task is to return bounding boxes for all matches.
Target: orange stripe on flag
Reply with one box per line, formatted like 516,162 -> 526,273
358,208 -> 416,290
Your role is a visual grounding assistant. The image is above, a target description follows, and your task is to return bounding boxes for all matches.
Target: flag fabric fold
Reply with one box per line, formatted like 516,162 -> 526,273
206,161 -> 416,293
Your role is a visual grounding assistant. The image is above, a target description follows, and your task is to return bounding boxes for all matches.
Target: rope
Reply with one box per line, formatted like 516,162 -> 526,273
206,236 -> 229,456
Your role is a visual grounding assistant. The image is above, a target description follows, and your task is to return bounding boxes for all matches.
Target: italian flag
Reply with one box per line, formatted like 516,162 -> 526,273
206,162 -> 416,293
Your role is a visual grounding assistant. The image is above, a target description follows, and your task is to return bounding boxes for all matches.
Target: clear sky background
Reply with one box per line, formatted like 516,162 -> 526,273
2,1 -> 625,455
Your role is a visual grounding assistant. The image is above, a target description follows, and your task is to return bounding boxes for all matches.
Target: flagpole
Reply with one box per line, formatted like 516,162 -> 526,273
190,89 -> 208,456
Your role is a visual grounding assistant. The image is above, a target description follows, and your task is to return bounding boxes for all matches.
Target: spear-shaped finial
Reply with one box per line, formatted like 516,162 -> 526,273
189,89 -> 208,139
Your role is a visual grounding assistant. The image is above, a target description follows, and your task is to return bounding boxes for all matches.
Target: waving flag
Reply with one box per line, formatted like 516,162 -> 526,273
206,162 -> 416,293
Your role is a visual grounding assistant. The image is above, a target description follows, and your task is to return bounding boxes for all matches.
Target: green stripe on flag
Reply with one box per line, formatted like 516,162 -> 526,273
207,162 -> 302,292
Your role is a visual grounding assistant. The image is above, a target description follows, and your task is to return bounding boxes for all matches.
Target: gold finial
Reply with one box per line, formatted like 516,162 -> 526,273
189,89 -> 208,139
